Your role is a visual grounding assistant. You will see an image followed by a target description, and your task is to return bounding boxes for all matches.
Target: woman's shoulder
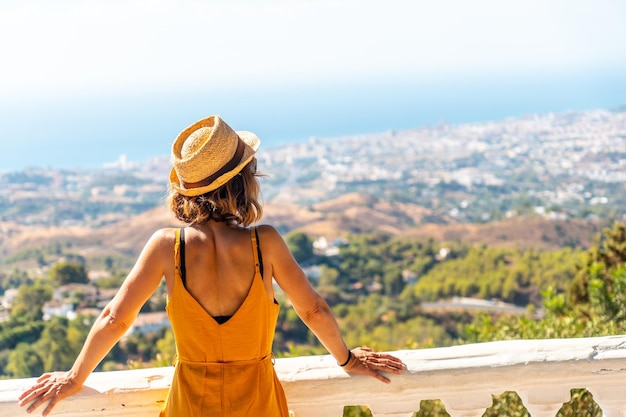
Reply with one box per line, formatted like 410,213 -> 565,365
254,224 -> 291,255
254,224 -> 282,240
145,227 -> 179,247
152,227 -> 179,238
129,228 -> 179,262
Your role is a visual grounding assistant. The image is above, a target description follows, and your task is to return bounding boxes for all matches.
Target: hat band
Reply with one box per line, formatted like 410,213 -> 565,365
180,137 -> 246,191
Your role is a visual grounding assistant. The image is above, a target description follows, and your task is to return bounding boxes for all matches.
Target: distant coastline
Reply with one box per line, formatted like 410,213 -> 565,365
2,70 -> 625,172
1,105 -> 622,173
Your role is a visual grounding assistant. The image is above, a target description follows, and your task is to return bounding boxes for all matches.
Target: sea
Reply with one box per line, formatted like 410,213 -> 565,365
1,70 -> 625,172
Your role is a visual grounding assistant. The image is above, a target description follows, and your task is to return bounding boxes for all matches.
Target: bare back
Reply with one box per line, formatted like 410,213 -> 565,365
169,222 -> 274,319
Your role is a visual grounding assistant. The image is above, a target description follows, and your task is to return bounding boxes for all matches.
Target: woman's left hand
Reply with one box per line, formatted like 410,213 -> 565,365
343,346 -> 406,383
18,371 -> 82,416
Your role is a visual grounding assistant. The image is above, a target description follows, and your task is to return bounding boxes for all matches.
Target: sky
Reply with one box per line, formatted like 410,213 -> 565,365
1,0 -> 626,170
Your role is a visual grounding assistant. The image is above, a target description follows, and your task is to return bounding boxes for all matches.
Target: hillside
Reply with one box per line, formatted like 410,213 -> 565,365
0,193 -> 607,273
269,193 -> 606,249
402,216 -> 606,250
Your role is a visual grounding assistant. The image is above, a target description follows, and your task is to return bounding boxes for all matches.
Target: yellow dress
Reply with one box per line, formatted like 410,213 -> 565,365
160,227 -> 289,416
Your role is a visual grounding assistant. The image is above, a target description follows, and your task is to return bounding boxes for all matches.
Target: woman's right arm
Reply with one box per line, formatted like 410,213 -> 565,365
258,225 -> 405,382
18,229 -> 172,416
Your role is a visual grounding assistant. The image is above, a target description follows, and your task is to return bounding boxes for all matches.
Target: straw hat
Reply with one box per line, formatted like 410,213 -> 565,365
169,115 -> 260,196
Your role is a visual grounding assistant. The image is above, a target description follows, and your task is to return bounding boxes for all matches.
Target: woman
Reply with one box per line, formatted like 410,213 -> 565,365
19,115 -> 405,416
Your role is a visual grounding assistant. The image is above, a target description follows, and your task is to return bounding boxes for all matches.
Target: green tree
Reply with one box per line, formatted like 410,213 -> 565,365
568,222 -> 626,313
343,406 -> 372,416
37,317 -> 77,371
588,263 -> 626,324
483,392 -> 529,417
285,231 -> 314,264
414,400 -> 450,417
382,264 -> 403,296
10,282 -> 53,322
49,261 -> 89,285
316,265 -> 342,303
0,268 -> 33,292
155,328 -> 177,366
0,321 -> 45,351
5,342 -> 44,378
318,265 -> 340,288
104,256 -> 114,271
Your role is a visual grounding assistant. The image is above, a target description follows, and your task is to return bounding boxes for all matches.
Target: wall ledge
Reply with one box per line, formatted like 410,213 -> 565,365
2,335 -> 626,416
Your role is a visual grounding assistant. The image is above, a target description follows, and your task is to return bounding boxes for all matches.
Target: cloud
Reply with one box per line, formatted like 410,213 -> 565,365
1,0 -> 625,100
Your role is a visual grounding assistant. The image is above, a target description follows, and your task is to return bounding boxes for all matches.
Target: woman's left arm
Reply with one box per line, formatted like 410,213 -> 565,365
19,229 -> 172,416
260,225 -> 405,383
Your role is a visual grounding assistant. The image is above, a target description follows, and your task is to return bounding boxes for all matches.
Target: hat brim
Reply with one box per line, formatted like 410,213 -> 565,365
169,130 -> 259,197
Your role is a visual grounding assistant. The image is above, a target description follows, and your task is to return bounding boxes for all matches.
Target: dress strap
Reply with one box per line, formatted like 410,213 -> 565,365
174,228 -> 181,269
251,226 -> 264,278
178,227 -> 187,287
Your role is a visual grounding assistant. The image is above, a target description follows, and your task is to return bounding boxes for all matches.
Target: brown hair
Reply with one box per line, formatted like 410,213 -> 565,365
167,159 -> 263,226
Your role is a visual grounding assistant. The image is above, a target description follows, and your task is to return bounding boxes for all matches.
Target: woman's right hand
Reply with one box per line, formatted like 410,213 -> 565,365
18,371 -> 82,416
342,346 -> 406,383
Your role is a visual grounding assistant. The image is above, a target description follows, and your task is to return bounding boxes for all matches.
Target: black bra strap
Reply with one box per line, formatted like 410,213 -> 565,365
179,227 -> 187,288
254,227 -> 264,278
